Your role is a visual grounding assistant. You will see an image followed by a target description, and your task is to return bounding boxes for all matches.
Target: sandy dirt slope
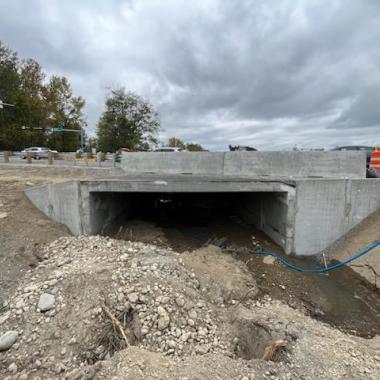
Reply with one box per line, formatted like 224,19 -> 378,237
0,166 -> 116,304
1,236 -> 379,379
331,209 -> 380,288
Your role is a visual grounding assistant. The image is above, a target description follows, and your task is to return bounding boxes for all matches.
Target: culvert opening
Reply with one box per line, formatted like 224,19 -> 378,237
90,191 -> 289,253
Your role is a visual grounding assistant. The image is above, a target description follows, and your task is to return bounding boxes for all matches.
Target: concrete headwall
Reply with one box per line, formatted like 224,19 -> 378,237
121,151 -> 366,179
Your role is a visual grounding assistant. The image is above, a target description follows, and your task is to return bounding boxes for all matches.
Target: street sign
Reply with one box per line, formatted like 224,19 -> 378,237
51,127 -> 64,132
0,100 -> 15,108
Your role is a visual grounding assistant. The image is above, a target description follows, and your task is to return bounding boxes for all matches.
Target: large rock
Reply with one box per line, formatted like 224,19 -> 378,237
38,293 -> 55,312
0,330 -> 18,351
157,307 -> 170,330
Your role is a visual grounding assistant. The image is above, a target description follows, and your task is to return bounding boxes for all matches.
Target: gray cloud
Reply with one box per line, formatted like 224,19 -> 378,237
1,0 -> 380,150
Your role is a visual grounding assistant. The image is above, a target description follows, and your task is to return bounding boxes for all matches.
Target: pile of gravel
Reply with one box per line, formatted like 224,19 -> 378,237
1,236 -> 379,379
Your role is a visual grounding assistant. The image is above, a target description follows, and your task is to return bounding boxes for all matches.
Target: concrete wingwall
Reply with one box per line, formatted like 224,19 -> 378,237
25,181 -> 84,235
121,151 -> 366,179
293,179 -> 380,255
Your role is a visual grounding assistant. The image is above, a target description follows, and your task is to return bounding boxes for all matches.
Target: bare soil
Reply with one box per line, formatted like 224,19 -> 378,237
330,209 -> 380,288
110,214 -> 380,338
0,166 -> 115,304
0,167 -> 380,379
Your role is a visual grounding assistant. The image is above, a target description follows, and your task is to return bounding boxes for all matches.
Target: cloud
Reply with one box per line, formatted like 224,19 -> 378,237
1,0 -> 380,150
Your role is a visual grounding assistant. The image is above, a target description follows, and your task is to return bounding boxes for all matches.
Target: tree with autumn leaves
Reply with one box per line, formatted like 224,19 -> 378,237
0,41 -> 85,151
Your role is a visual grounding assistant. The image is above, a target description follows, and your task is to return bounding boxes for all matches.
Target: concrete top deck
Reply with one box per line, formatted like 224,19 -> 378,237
77,175 -> 297,193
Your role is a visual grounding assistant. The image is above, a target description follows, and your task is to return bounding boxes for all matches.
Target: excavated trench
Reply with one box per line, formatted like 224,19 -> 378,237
98,191 -> 380,339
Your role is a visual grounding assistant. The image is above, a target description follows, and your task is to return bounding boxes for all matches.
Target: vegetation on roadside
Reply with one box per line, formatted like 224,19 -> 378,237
0,41 -> 206,154
167,137 -> 205,151
96,88 -> 160,152
0,41 -> 86,151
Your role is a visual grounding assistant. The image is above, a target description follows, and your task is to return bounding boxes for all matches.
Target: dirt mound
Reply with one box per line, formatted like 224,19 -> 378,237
182,245 -> 258,304
1,236 -> 379,379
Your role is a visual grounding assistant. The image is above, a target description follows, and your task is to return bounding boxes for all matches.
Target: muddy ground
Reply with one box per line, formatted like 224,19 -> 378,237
0,166 -> 380,379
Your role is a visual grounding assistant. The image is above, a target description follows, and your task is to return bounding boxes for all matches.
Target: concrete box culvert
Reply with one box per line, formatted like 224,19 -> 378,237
24,176 -> 380,257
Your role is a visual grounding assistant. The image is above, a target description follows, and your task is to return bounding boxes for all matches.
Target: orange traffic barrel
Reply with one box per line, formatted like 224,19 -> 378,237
370,148 -> 380,171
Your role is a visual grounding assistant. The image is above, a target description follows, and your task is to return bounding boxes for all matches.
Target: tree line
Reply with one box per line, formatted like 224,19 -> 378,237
96,88 -> 205,152
0,41 -> 85,151
0,41 -> 205,153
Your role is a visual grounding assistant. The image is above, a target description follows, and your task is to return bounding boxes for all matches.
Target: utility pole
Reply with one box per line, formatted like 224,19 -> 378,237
80,128 -> 84,150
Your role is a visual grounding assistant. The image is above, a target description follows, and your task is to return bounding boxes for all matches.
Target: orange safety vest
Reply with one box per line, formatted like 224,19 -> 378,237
370,148 -> 380,171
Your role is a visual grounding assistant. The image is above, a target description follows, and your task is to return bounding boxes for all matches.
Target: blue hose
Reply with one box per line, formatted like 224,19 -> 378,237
181,228 -> 380,274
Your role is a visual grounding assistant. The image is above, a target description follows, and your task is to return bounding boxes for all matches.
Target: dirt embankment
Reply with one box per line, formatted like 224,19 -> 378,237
1,167 -> 380,379
1,236 -> 379,379
0,166 -> 116,303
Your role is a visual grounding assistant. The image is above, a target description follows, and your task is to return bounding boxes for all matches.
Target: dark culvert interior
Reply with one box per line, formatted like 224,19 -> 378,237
91,191 -> 288,254
90,191 -> 380,339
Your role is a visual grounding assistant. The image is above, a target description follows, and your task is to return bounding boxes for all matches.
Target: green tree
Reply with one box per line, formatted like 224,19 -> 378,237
16,59 -> 47,147
0,41 -> 86,151
167,137 -> 186,149
96,88 -> 160,152
167,137 -> 205,151
0,42 -> 20,150
186,142 -> 205,151
45,76 -> 86,152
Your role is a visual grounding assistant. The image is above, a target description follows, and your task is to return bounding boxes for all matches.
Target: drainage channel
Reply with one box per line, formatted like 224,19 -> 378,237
104,192 -> 380,338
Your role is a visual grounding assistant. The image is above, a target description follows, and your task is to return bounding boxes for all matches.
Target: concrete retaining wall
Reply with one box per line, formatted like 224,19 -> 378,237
293,179 -> 380,255
121,152 -> 225,176
223,151 -> 366,178
121,151 -> 366,179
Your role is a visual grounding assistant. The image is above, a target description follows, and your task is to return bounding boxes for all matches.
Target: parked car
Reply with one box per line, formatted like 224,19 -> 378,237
153,147 -> 186,152
331,146 -> 373,167
21,147 -> 58,160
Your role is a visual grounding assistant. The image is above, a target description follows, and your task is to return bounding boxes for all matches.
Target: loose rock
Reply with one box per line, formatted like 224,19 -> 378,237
0,331 -> 18,351
38,293 -> 55,312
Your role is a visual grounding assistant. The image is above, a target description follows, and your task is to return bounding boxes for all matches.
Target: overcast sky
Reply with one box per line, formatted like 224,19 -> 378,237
1,0 -> 380,151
